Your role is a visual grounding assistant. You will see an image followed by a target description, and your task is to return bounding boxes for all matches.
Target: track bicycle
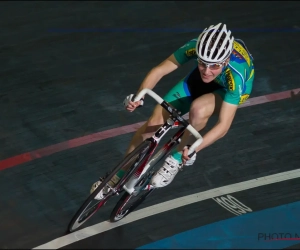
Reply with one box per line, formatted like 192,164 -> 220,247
67,88 -> 203,233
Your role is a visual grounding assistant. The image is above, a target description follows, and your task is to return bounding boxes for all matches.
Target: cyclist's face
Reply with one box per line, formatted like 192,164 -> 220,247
197,58 -> 229,83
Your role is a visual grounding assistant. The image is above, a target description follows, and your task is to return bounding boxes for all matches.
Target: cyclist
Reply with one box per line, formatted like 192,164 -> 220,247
91,23 -> 254,199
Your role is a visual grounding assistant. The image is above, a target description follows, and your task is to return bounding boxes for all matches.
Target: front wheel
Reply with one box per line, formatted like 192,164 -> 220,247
67,181 -> 113,233
67,140 -> 153,233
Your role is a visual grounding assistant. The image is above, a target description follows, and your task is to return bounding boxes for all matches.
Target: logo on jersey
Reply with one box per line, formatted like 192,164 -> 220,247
233,41 -> 251,66
185,48 -> 196,57
225,68 -> 235,91
231,50 -> 246,64
239,94 -> 250,104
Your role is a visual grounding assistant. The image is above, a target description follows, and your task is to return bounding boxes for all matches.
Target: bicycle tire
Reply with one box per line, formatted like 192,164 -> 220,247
67,140 -> 153,233
109,171 -> 155,222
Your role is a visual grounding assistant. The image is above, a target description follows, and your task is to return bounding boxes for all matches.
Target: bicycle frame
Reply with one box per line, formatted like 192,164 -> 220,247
122,118 -> 186,195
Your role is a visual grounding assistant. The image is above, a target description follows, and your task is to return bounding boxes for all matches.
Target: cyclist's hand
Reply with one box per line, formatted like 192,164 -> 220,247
123,94 -> 144,112
126,100 -> 143,112
182,146 -> 196,166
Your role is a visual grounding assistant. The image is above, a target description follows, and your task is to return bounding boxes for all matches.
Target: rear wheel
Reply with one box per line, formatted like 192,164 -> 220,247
109,171 -> 154,222
67,140 -> 153,233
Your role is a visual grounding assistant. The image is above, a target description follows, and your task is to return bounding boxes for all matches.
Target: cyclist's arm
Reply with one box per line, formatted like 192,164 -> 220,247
193,69 -> 243,152
195,101 -> 238,153
136,54 -> 180,97
135,38 -> 197,98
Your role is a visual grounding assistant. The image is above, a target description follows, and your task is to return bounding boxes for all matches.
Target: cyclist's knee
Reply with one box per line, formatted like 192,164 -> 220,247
190,104 -> 210,121
189,94 -> 216,126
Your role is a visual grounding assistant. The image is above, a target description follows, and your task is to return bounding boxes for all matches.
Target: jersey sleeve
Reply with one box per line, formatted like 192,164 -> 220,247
173,39 -> 198,65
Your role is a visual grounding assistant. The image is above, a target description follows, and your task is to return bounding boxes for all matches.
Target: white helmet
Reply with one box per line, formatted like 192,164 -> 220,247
196,23 -> 234,63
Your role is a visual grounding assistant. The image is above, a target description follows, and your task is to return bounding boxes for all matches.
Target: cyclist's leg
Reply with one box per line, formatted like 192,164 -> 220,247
123,105 -> 170,156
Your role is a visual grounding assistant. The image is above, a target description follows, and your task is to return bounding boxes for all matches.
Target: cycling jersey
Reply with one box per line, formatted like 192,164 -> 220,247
170,38 -> 255,106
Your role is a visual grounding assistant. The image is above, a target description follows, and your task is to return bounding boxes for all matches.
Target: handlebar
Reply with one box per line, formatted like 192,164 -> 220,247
134,88 -> 203,156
